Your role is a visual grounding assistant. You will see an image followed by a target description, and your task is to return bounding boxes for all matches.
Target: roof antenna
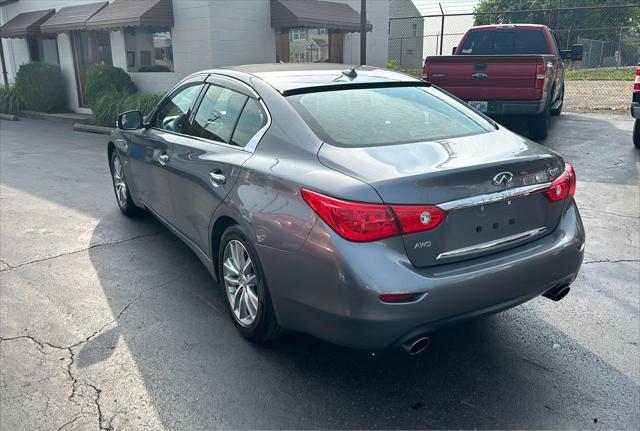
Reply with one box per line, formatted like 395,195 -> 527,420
341,67 -> 358,79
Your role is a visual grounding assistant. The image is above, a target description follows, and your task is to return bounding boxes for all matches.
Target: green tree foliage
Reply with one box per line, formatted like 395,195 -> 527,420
14,62 -> 66,112
84,64 -> 137,106
473,0 -> 640,43
92,91 -> 162,127
0,85 -> 22,115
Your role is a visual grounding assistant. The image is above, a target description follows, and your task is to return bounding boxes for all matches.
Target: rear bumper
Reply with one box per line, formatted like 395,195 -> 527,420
631,102 -> 640,119
258,200 -> 585,350
471,99 -> 546,116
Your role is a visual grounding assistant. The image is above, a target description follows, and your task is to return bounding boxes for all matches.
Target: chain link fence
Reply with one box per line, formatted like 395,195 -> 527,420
388,3 -> 640,110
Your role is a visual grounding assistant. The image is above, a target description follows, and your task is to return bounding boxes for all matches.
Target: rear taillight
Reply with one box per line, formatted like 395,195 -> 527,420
423,62 -> 429,80
391,204 -> 447,233
301,189 -> 447,242
634,66 -> 640,93
546,162 -> 576,202
535,64 -> 546,89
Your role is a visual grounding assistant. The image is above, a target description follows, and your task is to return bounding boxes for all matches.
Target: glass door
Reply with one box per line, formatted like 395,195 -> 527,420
71,30 -> 113,106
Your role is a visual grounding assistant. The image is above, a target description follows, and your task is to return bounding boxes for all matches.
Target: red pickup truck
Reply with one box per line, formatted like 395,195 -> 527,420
423,24 -> 582,140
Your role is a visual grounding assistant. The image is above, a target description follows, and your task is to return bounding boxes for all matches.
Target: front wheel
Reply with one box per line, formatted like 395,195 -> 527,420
218,225 -> 284,342
110,151 -> 143,216
634,119 -> 640,149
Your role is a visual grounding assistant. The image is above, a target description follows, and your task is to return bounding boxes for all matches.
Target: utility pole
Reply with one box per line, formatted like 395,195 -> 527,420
360,0 -> 366,65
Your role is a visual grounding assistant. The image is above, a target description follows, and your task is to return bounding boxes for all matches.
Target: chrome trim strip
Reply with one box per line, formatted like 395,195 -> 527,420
436,227 -> 547,260
437,182 -> 552,211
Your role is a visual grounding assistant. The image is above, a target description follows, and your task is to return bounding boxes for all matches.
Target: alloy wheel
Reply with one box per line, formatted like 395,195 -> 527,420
111,155 -> 128,209
222,239 -> 259,326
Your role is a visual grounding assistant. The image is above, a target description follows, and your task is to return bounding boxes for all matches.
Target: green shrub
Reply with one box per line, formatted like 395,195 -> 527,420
84,64 -> 137,106
14,62 -> 66,112
92,91 -> 162,126
0,85 -> 22,115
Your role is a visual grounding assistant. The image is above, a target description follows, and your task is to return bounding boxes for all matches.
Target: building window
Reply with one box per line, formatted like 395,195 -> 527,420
124,28 -> 174,72
412,23 -> 417,37
280,27 -> 339,63
406,49 -> 414,55
27,37 -> 59,64
290,28 -> 306,41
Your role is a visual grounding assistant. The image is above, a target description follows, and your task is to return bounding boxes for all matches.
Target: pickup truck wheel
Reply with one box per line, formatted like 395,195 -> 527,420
551,89 -> 564,116
529,105 -> 550,140
634,120 -> 640,149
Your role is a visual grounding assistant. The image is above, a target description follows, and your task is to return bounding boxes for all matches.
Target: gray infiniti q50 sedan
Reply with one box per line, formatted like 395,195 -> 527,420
108,64 -> 585,354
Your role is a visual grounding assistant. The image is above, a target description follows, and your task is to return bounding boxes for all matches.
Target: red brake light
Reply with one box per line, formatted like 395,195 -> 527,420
535,64 -> 546,89
379,293 -> 415,303
301,189 -> 447,242
391,204 -> 447,233
634,67 -> 640,93
546,162 -> 576,202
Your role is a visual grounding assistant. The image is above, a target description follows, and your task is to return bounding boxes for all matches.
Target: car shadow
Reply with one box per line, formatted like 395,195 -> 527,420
78,209 -> 639,430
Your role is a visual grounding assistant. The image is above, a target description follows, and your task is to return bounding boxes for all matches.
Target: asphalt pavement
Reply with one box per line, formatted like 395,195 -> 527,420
0,111 -> 638,430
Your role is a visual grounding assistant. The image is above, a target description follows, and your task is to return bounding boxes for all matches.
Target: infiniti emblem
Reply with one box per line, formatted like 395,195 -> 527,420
492,171 -> 514,186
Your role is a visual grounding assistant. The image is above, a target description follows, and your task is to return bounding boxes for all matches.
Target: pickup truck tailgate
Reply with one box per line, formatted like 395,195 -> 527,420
425,55 -> 546,101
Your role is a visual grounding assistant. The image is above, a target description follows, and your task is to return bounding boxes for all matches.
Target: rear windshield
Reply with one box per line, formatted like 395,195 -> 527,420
460,29 -> 550,55
286,86 -> 494,147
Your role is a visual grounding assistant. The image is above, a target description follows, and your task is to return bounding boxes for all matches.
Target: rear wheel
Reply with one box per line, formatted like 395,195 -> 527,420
110,151 -> 142,216
634,119 -> 640,149
529,103 -> 550,140
218,225 -> 284,342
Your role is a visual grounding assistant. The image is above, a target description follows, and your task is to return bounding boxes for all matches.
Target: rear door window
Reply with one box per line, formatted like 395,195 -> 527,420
460,29 -> 550,55
231,99 -> 268,148
287,85 -> 494,147
192,85 -> 248,143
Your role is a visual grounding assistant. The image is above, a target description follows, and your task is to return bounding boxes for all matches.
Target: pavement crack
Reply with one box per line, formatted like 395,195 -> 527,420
87,383 -> 111,430
0,258 -> 14,269
579,208 -> 640,220
56,415 -> 81,431
583,259 -> 640,265
0,230 -> 165,272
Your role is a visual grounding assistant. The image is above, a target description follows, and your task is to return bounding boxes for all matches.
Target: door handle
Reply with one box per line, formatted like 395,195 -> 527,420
208,171 -> 226,186
158,153 -> 169,166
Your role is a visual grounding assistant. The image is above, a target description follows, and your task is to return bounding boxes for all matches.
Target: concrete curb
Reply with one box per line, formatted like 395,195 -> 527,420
73,123 -> 113,135
21,110 -> 92,124
0,113 -> 18,121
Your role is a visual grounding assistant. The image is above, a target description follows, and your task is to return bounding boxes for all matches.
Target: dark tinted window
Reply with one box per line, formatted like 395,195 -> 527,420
287,86 -> 493,147
460,29 -> 549,55
231,99 -> 268,147
192,85 -> 248,143
153,83 -> 203,134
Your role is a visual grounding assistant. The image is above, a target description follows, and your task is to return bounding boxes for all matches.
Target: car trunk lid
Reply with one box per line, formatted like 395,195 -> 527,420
317,129 -> 565,267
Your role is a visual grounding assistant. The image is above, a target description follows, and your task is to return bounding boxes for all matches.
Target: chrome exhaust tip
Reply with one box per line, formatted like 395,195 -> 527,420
401,336 -> 430,355
543,284 -> 571,301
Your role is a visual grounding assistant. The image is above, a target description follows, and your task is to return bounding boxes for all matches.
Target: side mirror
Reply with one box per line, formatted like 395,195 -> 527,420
570,44 -> 583,61
451,46 -> 457,55
117,110 -> 144,130
560,50 -> 572,60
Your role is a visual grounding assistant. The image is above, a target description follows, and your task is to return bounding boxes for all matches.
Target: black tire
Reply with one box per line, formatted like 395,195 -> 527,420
551,88 -> 563,116
634,119 -> 640,149
110,151 -> 143,216
218,225 -> 285,342
529,103 -> 550,140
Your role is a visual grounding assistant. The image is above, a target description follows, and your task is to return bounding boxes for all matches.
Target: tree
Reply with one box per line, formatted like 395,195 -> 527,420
473,0 -> 640,62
